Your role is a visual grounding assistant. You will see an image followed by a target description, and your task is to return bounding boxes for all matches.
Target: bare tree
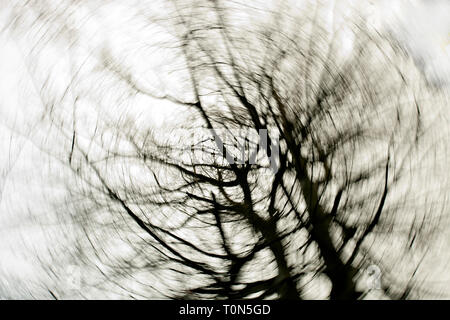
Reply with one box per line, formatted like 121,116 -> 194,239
5,0 -> 449,299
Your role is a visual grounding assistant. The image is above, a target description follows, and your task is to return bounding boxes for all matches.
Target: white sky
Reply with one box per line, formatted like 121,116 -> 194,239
0,0 -> 449,299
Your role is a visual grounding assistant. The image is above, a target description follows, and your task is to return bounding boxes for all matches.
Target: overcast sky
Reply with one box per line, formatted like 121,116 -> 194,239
0,0 -> 449,299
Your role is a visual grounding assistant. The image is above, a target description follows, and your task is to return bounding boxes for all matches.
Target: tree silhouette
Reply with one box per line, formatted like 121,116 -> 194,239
6,0 -> 449,299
